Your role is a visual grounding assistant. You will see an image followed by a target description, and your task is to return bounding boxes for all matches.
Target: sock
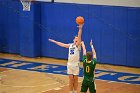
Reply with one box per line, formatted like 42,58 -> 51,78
70,91 -> 73,93
73,91 -> 77,93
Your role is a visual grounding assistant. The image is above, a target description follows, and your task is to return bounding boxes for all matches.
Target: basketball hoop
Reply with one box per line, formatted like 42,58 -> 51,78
20,0 -> 32,11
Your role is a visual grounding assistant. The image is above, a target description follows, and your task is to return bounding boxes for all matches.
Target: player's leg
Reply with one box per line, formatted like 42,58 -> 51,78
67,65 -> 74,93
89,81 -> 96,93
0,74 -> 1,82
0,73 -> 2,83
69,75 -> 74,93
73,75 -> 78,93
73,65 -> 80,93
80,80 -> 88,93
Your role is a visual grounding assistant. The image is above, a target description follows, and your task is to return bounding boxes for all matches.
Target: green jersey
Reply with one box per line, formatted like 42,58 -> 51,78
82,55 -> 97,81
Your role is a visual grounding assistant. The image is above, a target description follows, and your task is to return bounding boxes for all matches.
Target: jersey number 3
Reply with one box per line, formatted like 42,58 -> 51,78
86,66 -> 90,73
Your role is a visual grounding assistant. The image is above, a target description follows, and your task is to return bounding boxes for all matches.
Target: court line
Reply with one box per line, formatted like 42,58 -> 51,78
53,87 -> 62,90
38,85 -> 67,93
0,69 -> 61,88
0,68 -> 70,90
38,76 -> 70,93
0,67 -> 14,73
96,79 -> 140,85
39,78 -> 84,92
0,68 -> 15,78
1,68 -> 139,85
1,82 -> 59,88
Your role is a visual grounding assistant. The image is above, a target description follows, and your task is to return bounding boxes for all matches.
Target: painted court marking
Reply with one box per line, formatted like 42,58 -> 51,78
1,82 -> 59,88
0,58 -> 140,85
0,69 -> 64,93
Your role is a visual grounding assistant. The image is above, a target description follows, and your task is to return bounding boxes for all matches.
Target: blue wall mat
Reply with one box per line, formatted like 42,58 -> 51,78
99,6 -> 114,64
33,2 -> 42,57
0,0 -> 20,53
0,24 -> 5,52
6,1 -> 20,53
88,5 -> 102,63
113,6 -> 128,66
19,10 -> 35,57
127,8 -> 140,67
0,1 -> 139,67
0,1 -> 6,52
19,2 -> 41,57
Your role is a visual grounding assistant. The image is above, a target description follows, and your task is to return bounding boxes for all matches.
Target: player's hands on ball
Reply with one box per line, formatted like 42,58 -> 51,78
78,24 -> 84,29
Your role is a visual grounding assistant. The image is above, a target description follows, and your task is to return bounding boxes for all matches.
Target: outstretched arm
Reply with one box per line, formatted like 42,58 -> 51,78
90,40 -> 96,59
81,41 -> 86,55
48,39 -> 70,48
77,24 -> 84,47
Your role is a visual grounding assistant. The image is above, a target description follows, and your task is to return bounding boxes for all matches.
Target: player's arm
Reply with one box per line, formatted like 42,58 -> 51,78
90,39 -> 96,59
81,41 -> 86,55
81,41 -> 87,64
90,40 -> 97,79
48,39 -> 70,48
77,24 -> 84,48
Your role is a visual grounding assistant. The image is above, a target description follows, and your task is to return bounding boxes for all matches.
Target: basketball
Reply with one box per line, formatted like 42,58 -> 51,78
76,16 -> 84,25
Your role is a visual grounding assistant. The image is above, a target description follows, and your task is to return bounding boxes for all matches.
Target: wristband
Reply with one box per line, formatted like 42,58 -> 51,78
91,45 -> 94,49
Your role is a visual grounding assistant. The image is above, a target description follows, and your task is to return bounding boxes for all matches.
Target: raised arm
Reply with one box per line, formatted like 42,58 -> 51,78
81,41 -> 86,55
90,40 -> 96,59
48,39 -> 70,48
77,24 -> 84,47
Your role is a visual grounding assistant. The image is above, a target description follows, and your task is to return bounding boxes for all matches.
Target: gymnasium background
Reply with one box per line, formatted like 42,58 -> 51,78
0,0 -> 140,67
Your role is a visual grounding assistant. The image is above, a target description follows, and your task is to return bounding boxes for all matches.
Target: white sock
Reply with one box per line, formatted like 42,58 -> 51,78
70,91 -> 73,93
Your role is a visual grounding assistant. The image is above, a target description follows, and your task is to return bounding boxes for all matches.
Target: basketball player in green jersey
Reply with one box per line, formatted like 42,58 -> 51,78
80,40 -> 97,93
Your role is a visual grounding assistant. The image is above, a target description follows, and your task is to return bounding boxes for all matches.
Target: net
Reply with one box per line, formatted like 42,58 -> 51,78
20,0 -> 32,11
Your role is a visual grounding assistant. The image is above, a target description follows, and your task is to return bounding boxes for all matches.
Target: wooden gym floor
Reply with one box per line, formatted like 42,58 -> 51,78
0,53 -> 140,93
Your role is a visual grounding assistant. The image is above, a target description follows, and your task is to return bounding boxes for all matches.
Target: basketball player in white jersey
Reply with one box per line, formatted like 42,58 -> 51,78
48,24 -> 83,93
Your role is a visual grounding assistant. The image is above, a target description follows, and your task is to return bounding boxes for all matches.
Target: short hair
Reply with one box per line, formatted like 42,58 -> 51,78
86,51 -> 93,61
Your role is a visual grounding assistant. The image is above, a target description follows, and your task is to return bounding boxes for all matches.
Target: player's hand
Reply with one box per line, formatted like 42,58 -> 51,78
81,41 -> 84,44
90,39 -> 93,46
77,24 -> 84,29
48,39 -> 55,42
81,41 -> 84,45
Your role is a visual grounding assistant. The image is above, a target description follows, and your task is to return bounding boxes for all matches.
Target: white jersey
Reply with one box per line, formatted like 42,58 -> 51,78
68,43 -> 80,66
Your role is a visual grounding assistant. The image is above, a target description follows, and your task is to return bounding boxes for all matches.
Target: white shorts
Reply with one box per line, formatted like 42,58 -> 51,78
67,64 -> 80,75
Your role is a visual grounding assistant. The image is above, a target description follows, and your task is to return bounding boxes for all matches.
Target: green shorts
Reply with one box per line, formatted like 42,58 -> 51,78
80,79 -> 96,93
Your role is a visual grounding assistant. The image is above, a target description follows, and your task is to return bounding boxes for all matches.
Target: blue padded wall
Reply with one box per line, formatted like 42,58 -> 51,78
0,0 -> 41,57
113,7 -> 128,65
88,5 -> 102,63
99,6 -> 115,64
19,2 -> 41,57
0,1 -> 140,67
0,0 -> 6,52
6,1 -> 20,53
41,3 -> 140,67
0,0 -> 20,53
127,8 -> 140,67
